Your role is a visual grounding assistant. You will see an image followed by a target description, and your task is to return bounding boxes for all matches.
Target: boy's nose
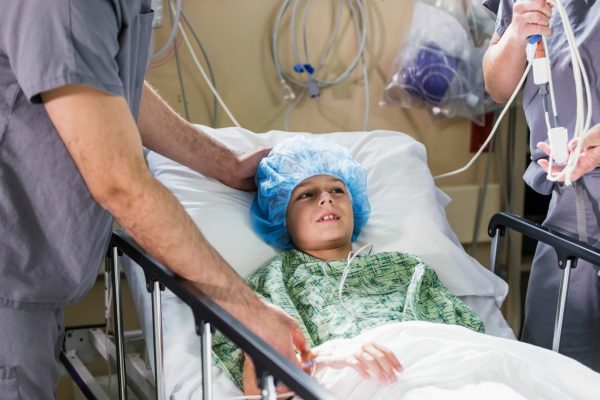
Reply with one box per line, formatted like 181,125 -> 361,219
319,193 -> 334,205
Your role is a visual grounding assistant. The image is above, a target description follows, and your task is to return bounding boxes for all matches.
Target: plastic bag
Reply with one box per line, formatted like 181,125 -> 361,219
381,0 -> 497,125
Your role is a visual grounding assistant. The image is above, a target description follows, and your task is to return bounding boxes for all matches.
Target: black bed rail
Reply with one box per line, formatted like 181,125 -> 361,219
488,211 -> 600,352
110,230 -> 335,400
488,212 -> 600,268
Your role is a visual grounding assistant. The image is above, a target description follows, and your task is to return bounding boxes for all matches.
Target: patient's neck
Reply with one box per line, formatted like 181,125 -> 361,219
299,243 -> 353,261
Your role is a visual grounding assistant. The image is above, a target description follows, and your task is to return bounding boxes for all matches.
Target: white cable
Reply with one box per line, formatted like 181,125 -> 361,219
558,0 -> 592,185
273,0 -> 368,88
271,0 -> 370,131
284,89 -> 306,131
338,243 -> 373,317
151,0 -> 182,60
542,35 -> 559,123
543,0 -> 592,185
544,110 -> 552,131
434,63 -> 532,180
436,0 -> 593,183
273,0 -> 369,130
349,0 -> 370,131
172,2 -> 241,128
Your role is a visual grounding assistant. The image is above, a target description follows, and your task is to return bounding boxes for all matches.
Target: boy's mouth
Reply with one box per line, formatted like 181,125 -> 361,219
317,213 -> 340,222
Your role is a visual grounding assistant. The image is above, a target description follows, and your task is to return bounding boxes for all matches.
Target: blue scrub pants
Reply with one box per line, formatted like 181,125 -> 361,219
521,178 -> 600,372
0,306 -> 64,399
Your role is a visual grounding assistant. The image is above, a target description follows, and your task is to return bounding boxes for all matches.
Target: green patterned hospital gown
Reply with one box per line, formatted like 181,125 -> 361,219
212,249 -> 484,388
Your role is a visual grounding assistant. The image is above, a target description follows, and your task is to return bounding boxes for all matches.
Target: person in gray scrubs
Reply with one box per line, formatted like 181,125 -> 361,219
0,1 -> 310,398
482,0 -> 600,371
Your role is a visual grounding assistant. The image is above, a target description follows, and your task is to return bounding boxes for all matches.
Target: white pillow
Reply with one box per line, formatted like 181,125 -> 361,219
146,127 -> 508,301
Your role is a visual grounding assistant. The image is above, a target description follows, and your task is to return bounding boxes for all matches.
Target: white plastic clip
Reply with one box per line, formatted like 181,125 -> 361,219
280,79 -> 296,101
548,127 -> 569,166
532,57 -> 550,85
526,42 -> 537,62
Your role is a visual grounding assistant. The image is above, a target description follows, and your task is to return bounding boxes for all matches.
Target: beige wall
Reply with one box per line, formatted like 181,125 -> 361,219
146,0 -> 503,186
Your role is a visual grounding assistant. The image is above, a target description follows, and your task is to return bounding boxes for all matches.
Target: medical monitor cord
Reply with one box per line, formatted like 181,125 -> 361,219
169,0 -> 241,128
434,62 -> 532,181
435,0 -> 592,185
273,0 -> 369,131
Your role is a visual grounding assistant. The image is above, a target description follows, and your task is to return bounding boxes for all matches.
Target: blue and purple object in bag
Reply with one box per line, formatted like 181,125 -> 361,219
400,42 -> 461,106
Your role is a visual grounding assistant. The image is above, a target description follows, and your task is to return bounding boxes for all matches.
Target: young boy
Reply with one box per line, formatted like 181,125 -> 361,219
212,136 -> 484,395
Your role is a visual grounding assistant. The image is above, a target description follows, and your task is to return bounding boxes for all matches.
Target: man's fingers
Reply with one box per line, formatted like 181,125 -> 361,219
291,325 -> 311,357
581,133 -> 600,150
568,138 -> 579,152
537,158 -> 564,175
536,141 -> 551,156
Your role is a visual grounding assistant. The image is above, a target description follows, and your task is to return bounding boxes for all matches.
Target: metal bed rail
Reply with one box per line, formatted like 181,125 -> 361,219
107,229 -> 335,400
488,212 -> 600,353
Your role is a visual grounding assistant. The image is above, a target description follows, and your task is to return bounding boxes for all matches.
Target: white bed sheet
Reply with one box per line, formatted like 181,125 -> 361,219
313,321 -> 600,400
124,127 -> 517,398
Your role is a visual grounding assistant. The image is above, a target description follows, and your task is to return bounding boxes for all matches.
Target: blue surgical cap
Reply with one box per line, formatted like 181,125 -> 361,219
251,136 -> 370,249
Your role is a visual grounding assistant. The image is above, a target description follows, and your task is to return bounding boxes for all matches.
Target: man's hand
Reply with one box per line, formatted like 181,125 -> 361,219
242,303 -> 310,395
222,147 -> 271,191
253,303 -> 310,366
537,123 -> 600,182
483,0 -> 553,103
506,0 -> 553,44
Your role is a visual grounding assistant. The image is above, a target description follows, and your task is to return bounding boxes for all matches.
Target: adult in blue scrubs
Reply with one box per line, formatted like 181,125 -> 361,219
482,0 -> 600,371
0,1 -> 308,398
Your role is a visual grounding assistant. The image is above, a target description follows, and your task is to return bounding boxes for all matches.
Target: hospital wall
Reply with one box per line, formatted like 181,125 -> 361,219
146,0 -> 505,184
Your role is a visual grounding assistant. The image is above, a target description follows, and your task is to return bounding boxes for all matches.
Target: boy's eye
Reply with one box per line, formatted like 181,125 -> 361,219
332,187 -> 345,194
297,192 -> 313,200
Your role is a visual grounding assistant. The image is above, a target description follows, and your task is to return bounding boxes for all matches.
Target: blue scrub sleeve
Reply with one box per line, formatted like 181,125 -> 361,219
482,0 -> 516,37
0,0 -> 125,103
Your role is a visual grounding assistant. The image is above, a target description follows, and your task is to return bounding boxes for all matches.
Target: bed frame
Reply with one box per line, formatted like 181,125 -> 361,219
61,212 -> 600,399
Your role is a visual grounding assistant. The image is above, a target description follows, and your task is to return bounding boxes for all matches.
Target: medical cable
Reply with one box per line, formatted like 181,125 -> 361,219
435,0 -> 593,184
179,8 -> 220,127
149,30 -> 183,68
168,1 -> 190,120
170,2 -> 241,128
273,0 -> 369,130
273,0 -> 367,87
338,243 -> 373,317
282,0 -> 340,130
151,0 -> 182,61
542,35 -> 560,127
434,62 -> 532,180
542,0 -> 593,186
283,0 -> 344,130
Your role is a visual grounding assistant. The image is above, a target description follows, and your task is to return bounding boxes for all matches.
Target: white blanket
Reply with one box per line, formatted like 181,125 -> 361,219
312,321 -> 600,400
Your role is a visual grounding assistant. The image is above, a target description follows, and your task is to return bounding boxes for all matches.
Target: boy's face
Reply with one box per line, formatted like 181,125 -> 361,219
286,175 -> 354,253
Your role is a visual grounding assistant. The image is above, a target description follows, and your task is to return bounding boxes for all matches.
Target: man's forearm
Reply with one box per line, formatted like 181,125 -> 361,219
42,85 -> 262,323
483,28 -> 529,103
137,82 -> 237,181
108,167 -> 263,319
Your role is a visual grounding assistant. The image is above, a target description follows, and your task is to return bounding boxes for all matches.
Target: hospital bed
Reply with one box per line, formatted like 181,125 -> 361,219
60,128 -> 600,399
